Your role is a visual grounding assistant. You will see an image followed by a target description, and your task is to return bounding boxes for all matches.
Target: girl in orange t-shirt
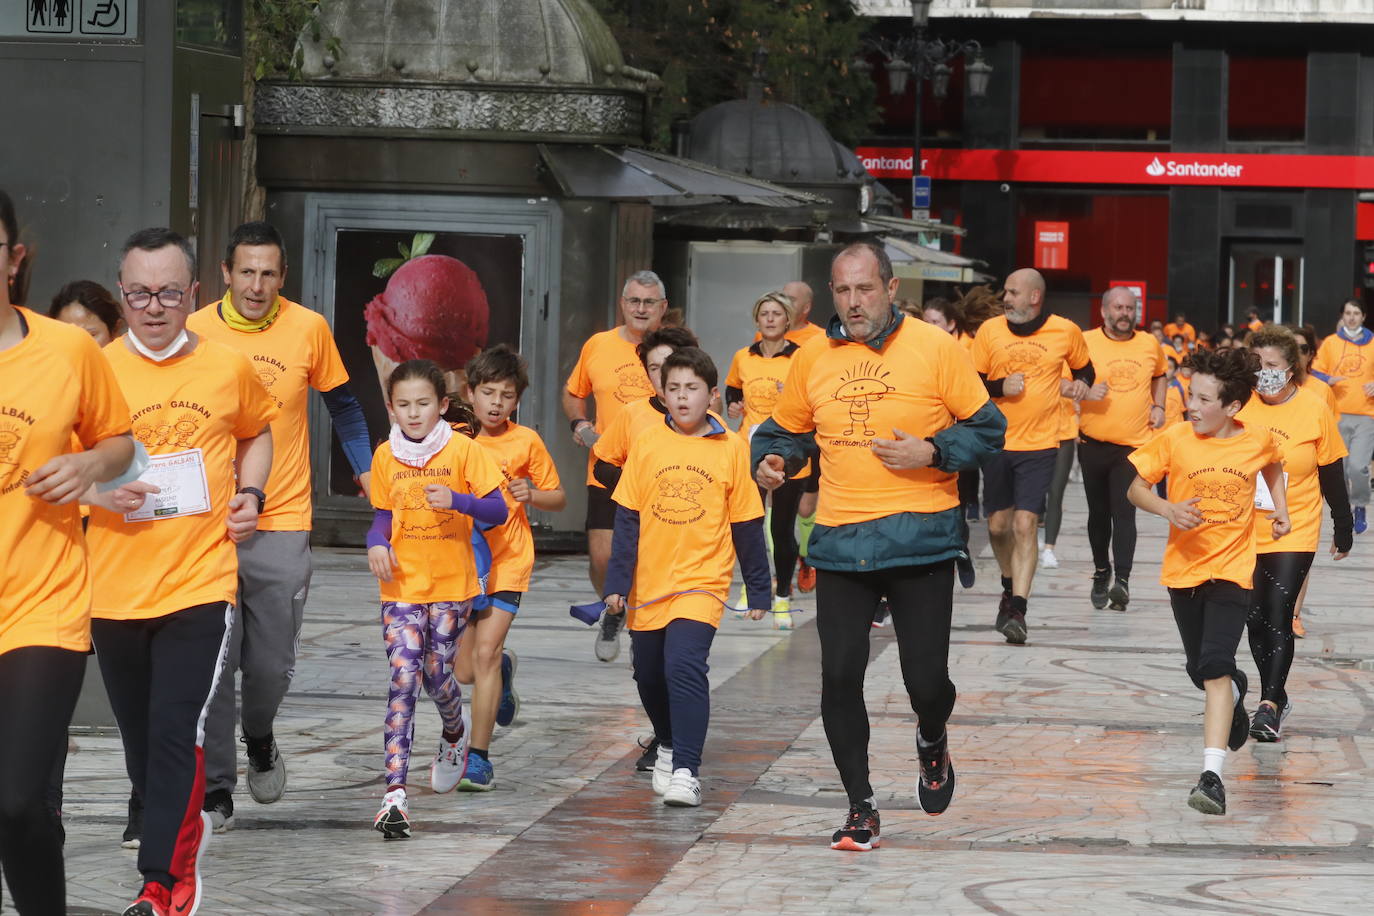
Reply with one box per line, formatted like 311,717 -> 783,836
1238,327 -> 1351,741
1127,348 -> 1288,817
367,360 -> 508,838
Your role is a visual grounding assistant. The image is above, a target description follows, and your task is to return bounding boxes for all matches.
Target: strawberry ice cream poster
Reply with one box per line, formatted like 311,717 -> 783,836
328,228 -> 523,495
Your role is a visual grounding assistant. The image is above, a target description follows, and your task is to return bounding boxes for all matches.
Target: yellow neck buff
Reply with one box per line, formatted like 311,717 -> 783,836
221,291 -> 282,332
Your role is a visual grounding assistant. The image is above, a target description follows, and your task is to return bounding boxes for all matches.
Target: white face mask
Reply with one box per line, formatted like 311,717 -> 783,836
1255,367 -> 1289,396
126,329 -> 190,362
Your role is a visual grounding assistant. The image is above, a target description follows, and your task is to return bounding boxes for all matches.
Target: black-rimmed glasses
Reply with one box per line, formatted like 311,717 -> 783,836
122,287 -> 190,310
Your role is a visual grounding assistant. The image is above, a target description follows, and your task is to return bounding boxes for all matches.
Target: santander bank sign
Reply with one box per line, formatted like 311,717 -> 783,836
855,147 -> 1374,189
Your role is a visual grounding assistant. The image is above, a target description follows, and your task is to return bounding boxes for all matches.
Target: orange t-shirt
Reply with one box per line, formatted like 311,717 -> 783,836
1311,334 -> 1374,417
565,328 -> 654,487
1129,422 -> 1281,588
1,310 -> 131,654
1237,387 -> 1347,553
972,314 -> 1091,452
370,431 -> 505,604
1163,376 -> 1190,429
474,422 -> 561,593
89,337 -> 278,620
753,322 -> 825,346
611,419 -> 763,630
1079,329 -> 1167,447
1163,321 -> 1196,344
1301,373 -> 1338,416
594,397 -> 665,468
188,298 -> 350,531
770,317 -> 991,526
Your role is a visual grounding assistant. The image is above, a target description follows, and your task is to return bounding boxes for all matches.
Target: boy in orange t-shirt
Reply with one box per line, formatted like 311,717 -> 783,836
452,345 -> 565,791
604,347 -> 771,808
1128,348 -> 1288,817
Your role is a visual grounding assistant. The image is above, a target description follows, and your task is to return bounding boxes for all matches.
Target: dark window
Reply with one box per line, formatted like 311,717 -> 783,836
1020,52 -> 1172,142
1228,56 -> 1305,143
176,0 -> 242,53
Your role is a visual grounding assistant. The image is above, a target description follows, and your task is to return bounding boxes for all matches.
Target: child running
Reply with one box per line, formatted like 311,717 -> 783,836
367,360 -> 508,837
603,347 -> 772,807
1127,347 -> 1288,815
454,344 -> 566,791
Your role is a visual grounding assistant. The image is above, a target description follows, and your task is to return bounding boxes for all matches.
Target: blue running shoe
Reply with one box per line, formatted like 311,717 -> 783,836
496,649 -> 519,727
458,754 -> 495,792
1356,506 -> 1367,535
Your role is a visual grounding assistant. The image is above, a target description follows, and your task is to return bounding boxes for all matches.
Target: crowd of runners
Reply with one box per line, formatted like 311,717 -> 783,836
2,185 -> 1366,913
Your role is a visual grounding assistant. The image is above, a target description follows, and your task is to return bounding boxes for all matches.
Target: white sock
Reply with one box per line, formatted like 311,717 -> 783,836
1203,747 -> 1227,777
1231,680 -> 1241,704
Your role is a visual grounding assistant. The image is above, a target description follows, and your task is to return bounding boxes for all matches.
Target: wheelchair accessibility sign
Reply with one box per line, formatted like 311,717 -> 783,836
6,0 -> 136,37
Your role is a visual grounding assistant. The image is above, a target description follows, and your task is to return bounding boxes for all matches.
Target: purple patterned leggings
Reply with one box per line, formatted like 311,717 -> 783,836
381,600 -> 471,788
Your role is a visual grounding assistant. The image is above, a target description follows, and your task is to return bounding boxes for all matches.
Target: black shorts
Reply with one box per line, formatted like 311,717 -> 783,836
585,483 -> 616,530
803,453 -> 821,494
982,448 -> 1058,515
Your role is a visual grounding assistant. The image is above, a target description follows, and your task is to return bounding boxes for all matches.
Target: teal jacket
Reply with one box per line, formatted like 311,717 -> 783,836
751,310 -> 1006,572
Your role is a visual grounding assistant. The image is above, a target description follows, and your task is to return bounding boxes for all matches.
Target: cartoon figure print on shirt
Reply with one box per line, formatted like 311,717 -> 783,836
390,467 -> 465,538
1339,351 -> 1364,376
614,361 -> 654,403
251,354 -> 288,409
745,376 -> 785,416
649,465 -> 709,525
0,421 -> 24,469
1190,467 -> 1250,524
834,361 -> 895,438
1106,359 -> 1141,393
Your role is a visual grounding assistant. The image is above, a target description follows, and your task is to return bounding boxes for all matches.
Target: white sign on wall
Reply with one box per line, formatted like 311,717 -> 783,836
2,0 -> 137,39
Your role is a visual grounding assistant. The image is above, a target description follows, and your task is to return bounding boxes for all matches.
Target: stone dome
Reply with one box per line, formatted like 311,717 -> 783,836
685,98 -> 865,186
300,0 -> 653,89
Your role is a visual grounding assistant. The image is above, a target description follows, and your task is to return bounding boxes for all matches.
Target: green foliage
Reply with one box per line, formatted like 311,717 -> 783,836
246,0 -> 342,81
587,0 -> 877,148
373,233 -> 437,279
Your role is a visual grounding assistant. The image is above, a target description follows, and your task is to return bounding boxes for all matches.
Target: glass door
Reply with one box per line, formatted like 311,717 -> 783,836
1228,243 -> 1304,326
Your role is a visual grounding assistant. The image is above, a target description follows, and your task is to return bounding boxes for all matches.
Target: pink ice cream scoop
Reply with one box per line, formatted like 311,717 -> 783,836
364,255 -> 490,367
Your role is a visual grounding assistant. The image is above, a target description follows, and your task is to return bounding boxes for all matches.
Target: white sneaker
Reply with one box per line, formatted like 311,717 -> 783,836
374,788 -> 411,839
431,706 -> 471,794
663,768 -> 702,807
594,610 -> 624,662
1039,546 -> 1059,569
652,742 -> 675,795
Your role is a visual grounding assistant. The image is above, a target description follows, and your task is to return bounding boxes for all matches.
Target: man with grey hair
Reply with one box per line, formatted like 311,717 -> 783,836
563,269 -> 667,664
753,240 -> 1005,851
1077,286 -> 1167,611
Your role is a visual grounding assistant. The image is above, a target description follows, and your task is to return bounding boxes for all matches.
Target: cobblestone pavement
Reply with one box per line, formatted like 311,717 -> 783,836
13,483 -> 1374,914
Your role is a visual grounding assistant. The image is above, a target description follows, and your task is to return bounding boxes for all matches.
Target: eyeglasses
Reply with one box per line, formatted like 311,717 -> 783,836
121,287 -> 190,310
623,297 -> 663,308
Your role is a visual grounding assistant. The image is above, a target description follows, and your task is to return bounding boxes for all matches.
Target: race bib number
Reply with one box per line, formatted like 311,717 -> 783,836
124,448 -> 212,522
1254,471 -> 1288,513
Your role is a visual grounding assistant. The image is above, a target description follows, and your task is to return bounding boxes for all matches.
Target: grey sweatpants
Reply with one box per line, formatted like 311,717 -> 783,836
1338,413 -> 1374,507
204,530 -> 312,795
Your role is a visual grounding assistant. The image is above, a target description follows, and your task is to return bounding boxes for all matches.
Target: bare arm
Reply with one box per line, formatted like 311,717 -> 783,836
1149,375 -> 1168,429
227,426 -> 273,543
561,390 -> 597,447
1128,474 -> 1201,530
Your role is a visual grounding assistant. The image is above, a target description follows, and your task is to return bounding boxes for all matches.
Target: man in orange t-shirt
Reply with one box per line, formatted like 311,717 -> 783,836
1163,312 -> 1197,346
87,228 -> 276,915
563,270 -> 665,660
188,221 -> 376,829
972,268 -> 1093,644
1078,286 -> 1168,612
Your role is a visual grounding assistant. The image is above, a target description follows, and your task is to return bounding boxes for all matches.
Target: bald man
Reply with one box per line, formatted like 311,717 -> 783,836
781,281 -> 825,345
971,269 -> 1094,644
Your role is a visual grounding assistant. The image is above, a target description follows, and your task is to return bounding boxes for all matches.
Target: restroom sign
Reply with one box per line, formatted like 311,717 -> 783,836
4,0 -> 136,38
1034,221 -> 1070,271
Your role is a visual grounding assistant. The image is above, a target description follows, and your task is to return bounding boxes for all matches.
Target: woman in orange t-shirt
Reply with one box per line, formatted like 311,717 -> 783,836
367,360 -> 507,838
1238,327 -> 1351,741
1287,323 -> 1335,637
1127,348 -> 1288,817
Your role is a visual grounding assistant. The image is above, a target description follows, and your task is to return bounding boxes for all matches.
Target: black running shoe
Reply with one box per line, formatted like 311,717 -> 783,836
998,609 -> 1028,645
830,801 -> 880,851
635,735 -> 660,772
1249,703 -> 1281,742
1107,577 -> 1130,611
1187,770 -> 1226,815
1228,670 -> 1250,751
995,592 -> 1012,633
1090,568 -> 1111,610
917,734 -> 956,815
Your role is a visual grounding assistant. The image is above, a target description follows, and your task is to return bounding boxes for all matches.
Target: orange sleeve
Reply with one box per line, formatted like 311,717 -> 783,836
611,442 -> 645,511
1129,431 -> 1171,484
970,330 -> 992,374
308,314 -> 351,392
565,339 -> 594,398
938,334 -> 993,420
768,347 -> 817,434
726,349 -> 745,389
462,437 -> 506,498
592,408 -> 632,466
1316,405 -> 1348,465
232,353 -> 280,438
1066,324 -> 1091,371
369,447 -> 392,510
1311,338 -> 1336,377
525,430 -> 562,491
726,434 -> 765,523
72,332 -> 132,448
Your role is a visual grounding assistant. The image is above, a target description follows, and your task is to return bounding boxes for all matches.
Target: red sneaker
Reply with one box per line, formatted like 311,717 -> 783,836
796,558 -> 817,593
170,811 -> 213,915
123,881 -> 172,916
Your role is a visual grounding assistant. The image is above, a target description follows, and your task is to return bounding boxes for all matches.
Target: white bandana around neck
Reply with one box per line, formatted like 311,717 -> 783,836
389,419 -> 452,468
126,329 -> 191,362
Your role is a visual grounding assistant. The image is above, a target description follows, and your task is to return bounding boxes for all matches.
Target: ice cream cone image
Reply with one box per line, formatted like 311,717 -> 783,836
365,239 -> 491,398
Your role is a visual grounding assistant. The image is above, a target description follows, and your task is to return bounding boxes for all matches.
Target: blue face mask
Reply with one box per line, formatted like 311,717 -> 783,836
1255,367 -> 1289,396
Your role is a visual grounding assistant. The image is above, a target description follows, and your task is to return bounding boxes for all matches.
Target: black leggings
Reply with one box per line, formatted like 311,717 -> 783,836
1168,580 -> 1248,690
0,646 -> 86,916
1078,437 -> 1139,579
958,468 -> 980,510
761,478 -> 804,598
1043,438 -> 1076,544
1247,552 -> 1314,708
816,562 -> 956,804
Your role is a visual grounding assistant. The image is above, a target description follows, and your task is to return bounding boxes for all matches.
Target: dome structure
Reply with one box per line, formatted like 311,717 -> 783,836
685,98 -> 866,187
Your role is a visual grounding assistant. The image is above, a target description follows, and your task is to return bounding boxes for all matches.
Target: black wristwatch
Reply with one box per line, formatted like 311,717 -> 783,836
925,437 -> 943,469
237,486 -> 267,513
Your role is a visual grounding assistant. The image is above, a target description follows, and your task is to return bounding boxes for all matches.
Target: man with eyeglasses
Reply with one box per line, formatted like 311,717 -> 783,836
563,270 -> 667,664
85,227 -> 277,916
187,221 -> 373,834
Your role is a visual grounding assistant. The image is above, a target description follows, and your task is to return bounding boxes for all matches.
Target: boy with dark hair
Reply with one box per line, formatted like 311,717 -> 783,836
604,347 -> 771,807
455,344 -> 565,790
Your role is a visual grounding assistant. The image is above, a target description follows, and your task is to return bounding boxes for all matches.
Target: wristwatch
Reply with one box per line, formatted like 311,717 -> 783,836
237,486 -> 267,513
